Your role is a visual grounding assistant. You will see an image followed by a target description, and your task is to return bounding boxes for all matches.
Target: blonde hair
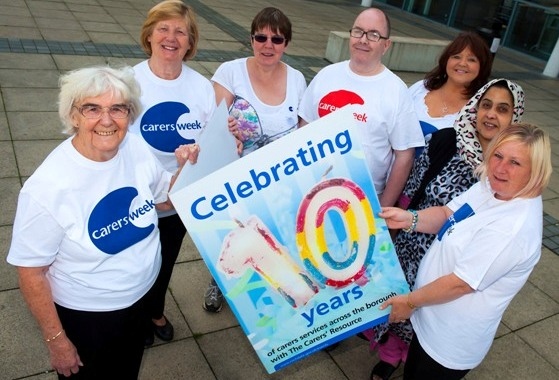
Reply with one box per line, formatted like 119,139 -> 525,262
140,0 -> 199,61
475,123 -> 552,198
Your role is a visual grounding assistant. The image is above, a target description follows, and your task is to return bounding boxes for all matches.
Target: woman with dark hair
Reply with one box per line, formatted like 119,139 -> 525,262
208,7 -> 307,312
405,31 -> 492,160
212,7 -> 307,157
368,78 -> 525,380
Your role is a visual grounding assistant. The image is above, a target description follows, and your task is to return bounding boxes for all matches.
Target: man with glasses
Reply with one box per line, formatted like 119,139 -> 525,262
299,8 -> 423,209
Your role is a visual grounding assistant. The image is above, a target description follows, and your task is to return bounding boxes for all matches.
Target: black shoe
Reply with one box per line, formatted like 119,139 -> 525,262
356,332 -> 370,341
153,316 -> 174,341
144,330 -> 154,348
370,360 -> 398,380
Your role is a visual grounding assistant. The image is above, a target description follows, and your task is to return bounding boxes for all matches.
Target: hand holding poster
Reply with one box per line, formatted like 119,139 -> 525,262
170,107 -> 409,374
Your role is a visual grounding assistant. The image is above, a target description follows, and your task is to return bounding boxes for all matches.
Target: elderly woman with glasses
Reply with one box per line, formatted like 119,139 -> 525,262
206,6 -> 307,312
7,65 -> 198,379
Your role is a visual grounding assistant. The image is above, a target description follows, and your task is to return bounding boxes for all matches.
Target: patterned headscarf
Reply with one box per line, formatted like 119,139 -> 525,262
454,78 -> 525,170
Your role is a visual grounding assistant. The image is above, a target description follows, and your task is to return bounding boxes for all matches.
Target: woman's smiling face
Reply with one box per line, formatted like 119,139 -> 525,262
488,140 -> 531,200
71,92 -> 130,162
476,86 -> 514,147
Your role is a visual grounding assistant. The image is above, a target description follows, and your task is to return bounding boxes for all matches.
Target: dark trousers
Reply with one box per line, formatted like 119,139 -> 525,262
146,213 -> 186,320
404,333 -> 470,380
55,296 -> 147,379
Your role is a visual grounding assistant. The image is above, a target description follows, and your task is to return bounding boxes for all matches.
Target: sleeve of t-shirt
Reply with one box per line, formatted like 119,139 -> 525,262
211,60 -> 235,95
388,83 -> 424,150
298,72 -> 322,124
7,192 -> 64,267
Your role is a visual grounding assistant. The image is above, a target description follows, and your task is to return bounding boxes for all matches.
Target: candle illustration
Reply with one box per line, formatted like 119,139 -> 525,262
218,215 -> 319,308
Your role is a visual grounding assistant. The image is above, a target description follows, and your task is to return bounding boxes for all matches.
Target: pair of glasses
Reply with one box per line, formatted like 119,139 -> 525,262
251,34 -> 286,45
73,104 -> 130,119
349,28 -> 389,42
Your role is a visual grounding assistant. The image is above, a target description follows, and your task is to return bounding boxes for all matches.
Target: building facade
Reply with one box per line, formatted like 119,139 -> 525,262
376,0 -> 559,61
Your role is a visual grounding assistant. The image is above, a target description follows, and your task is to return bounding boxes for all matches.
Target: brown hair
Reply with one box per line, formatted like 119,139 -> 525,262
251,7 -> 292,46
424,31 -> 492,97
140,0 -> 199,61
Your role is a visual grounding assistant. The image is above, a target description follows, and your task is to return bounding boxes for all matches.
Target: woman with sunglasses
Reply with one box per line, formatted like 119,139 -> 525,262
207,7 -> 307,312
212,7 -> 307,158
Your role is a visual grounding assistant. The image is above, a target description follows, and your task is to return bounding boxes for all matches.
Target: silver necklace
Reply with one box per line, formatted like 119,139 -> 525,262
442,101 -> 448,115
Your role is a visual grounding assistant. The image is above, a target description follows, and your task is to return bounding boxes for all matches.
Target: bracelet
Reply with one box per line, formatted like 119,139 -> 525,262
407,294 -> 418,310
45,329 -> 64,343
402,209 -> 418,233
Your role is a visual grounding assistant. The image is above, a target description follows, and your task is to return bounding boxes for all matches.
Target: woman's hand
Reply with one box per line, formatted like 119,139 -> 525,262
47,333 -> 83,377
378,207 -> 412,230
160,143 -> 201,211
379,294 -> 413,323
175,143 -> 200,166
228,116 -> 243,155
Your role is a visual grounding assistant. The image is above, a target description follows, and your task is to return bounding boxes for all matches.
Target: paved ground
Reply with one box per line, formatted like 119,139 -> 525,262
1,0 -> 558,379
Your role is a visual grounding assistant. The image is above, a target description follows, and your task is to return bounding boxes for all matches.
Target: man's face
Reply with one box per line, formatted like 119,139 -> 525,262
349,9 -> 391,67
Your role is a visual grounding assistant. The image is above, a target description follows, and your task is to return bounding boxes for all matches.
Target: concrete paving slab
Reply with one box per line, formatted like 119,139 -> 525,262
3,89 -> 58,112
467,333 -> 558,379
0,69 -> 59,88
0,141 -> 18,177
7,112 -> 63,140
0,289 -> 51,380
0,52 -> 57,70
140,339 -> 216,380
0,177 -> 21,226
0,226 -> 17,290
529,249 -> 559,301
517,314 -> 559,369
502,281 -> 559,331
0,111 -> 9,140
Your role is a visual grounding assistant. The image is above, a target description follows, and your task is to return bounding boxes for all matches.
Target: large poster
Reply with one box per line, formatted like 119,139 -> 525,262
170,107 -> 409,374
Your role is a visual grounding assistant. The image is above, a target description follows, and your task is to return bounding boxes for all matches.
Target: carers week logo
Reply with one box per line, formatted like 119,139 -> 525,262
140,101 -> 203,152
318,90 -> 365,118
88,187 -> 156,255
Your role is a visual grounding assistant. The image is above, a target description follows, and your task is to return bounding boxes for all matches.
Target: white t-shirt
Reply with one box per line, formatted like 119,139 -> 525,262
130,60 -> 216,172
7,134 -> 172,311
298,61 -> 424,193
130,60 -> 216,217
411,181 -> 542,370
408,80 -> 459,142
211,57 -> 307,156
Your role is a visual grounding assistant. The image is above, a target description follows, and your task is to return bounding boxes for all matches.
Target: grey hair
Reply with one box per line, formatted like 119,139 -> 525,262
58,66 -> 142,134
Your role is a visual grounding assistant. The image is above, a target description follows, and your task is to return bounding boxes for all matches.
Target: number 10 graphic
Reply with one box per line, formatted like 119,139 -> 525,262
218,177 -> 376,308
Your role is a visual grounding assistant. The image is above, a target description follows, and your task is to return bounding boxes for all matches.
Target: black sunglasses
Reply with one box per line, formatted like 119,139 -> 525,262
251,34 -> 286,45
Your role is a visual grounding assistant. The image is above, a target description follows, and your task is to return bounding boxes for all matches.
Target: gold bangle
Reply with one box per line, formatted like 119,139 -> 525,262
407,294 -> 417,310
45,329 -> 64,343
